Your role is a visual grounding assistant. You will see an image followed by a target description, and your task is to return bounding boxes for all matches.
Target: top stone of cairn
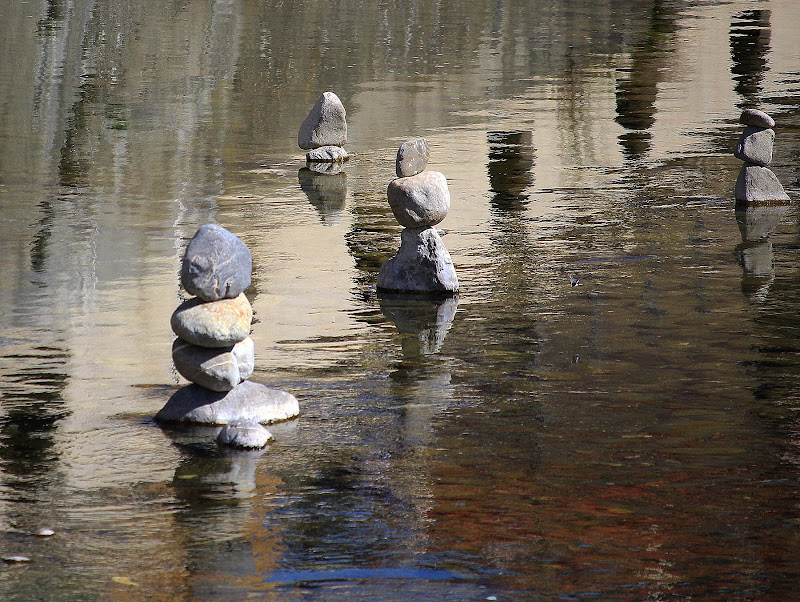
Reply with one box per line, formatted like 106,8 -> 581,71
739,108 -> 775,129
181,224 -> 252,302
298,92 -> 347,150
396,138 -> 430,178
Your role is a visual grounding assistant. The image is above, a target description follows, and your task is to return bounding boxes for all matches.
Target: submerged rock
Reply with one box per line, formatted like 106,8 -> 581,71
306,145 -> 349,163
739,108 -> 775,129
156,380 -> 300,425
181,224 -> 252,302
298,92 -> 347,150
171,293 -> 252,348
735,164 -> 790,204
387,171 -> 450,228
217,420 -> 273,449
396,138 -> 430,178
734,126 -> 774,166
377,227 -> 458,293
172,337 -> 255,392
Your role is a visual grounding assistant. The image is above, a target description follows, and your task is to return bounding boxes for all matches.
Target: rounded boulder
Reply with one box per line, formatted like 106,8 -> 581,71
181,224 -> 252,302
387,170 -> 450,228
171,293 -> 252,348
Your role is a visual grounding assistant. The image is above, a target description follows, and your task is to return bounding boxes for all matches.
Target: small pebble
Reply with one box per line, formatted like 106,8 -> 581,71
2,555 -> 31,563
36,528 -> 55,537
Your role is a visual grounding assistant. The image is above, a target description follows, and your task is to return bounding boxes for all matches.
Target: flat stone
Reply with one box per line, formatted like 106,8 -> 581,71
156,380 -> 300,425
298,92 -> 347,150
172,337 -> 255,392
217,420 -> 273,449
734,126 -> 774,166
377,227 -> 458,293
739,108 -> 775,129
735,164 -> 790,204
181,224 -> 252,302
306,145 -> 349,163
387,171 -> 450,228
396,138 -> 430,177
171,293 -> 252,348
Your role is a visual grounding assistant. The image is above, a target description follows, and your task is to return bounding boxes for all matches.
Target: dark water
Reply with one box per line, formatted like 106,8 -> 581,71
1,0 -> 800,599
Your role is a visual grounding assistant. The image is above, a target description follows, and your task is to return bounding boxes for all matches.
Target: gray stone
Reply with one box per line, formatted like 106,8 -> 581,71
156,380 -> 300,425
734,126 -> 774,166
306,145 -> 349,163
171,293 -> 252,348
739,108 -> 775,129
307,160 -> 346,175
735,164 -> 790,204
396,138 -> 430,177
181,224 -> 252,302
217,420 -> 273,449
387,171 -> 450,228
172,337 -> 255,392
298,92 -> 347,150
377,227 -> 459,293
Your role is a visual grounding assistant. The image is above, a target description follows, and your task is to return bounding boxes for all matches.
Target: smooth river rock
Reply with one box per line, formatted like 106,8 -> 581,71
171,293 -> 252,348
735,164 -> 790,204
172,336 -> 255,392
739,108 -> 775,129
377,227 -> 459,293
181,224 -> 252,302
156,380 -> 300,425
298,92 -> 347,150
734,126 -> 774,166
387,170 -> 450,228
396,138 -> 430,178
306,145 -> 349,163
217,420 -> 273,449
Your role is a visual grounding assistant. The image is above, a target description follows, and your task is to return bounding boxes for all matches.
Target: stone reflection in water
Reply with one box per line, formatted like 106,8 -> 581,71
298,167 -> 347,226
487,130 -> 534,212
730,10 -> 772,107
734,203 -> 789,301
378,293 -> 458,357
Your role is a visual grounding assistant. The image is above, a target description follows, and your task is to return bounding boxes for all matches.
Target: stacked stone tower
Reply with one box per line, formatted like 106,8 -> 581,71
298,92 -> 349,171
734,109 -> 789,204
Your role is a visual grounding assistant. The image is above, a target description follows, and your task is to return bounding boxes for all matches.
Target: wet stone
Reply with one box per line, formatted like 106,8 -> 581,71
156,380 -> 300,425
170,293 -> 252,348
734,126 -> 774,166
298,92 -> 347,150
181,224 -> 252,302
172,336 -> 255,392
217,420 -> 273,449
387,171 -> 450,228
735,164 -> 790,204
739,108 -> 775,129
377,227 -> 459,293
396,138 -> 430,177
306,145 -> 349,163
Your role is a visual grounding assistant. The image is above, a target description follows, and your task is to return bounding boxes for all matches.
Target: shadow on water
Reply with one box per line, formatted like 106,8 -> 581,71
735,203 -> 789,302
730,10 -> 772,108
298,167 -> 348,226
378,293 -> 458,358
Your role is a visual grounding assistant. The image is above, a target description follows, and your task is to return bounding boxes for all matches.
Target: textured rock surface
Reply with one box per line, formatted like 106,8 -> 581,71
734,126 -> 774,166
387,171 -> 450,228
739,108 -> 775,129
217,420 -> 273,449
172,337 -> 255,392
181,224 -> 252,302
298,92 -> 347,150
171,293 -> 252,348
377,227 -> 459,293
156,380 -> 300,425
306,145 -> 349,163
396,138 -> 430,177
735,164 -> 790,204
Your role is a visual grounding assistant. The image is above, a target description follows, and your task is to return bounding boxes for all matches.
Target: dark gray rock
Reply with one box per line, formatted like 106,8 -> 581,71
217,420 -> 273,449
734,126 -> 774,166
156,380 -> 300,425
735,164 -> 790,204
377,227 -> 458,293
181,224 -> 252,302
396,138 -> 430,177
387,171 -> 450,228
739,108 -> 775,129
298,92 -> 347,150
172,337 -> 255,392
171,293 -> 252,348
306,145 -> 349,163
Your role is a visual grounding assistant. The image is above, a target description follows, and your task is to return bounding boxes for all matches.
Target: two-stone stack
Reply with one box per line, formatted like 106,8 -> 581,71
298,91 -> 349,172
156,224 -> 299,448
377,138 -> 458,294
734,108 -> 790,204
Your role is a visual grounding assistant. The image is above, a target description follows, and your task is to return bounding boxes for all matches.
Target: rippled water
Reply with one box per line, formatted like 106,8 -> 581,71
1,0 -> 800,599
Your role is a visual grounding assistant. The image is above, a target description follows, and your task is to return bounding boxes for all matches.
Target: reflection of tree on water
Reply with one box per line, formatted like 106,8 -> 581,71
730,10 -> 771,108
487,130 -> 534,213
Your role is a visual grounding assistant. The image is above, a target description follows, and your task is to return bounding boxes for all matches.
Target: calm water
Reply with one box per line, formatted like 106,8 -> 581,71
1,0 -> 800,599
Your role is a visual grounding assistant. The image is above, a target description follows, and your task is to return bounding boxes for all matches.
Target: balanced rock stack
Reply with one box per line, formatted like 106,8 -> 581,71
298,92 -> 349,171
377,138 -> 458,294
156,224 -> 299,448
734,108 -> 790,204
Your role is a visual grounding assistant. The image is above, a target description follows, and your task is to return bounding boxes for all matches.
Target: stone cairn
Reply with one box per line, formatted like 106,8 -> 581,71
377,138 -> 459,294
298,91 -> 349,173
156,224 -> 299,449
734,108 -> 790,204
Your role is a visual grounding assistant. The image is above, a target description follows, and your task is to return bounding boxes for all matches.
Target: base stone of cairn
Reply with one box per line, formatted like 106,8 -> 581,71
734,109 -> 789,204
157,224 -> 299,444
298,92 -> 349,165
377,138 -> 458,294
217,419 -> 274,449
